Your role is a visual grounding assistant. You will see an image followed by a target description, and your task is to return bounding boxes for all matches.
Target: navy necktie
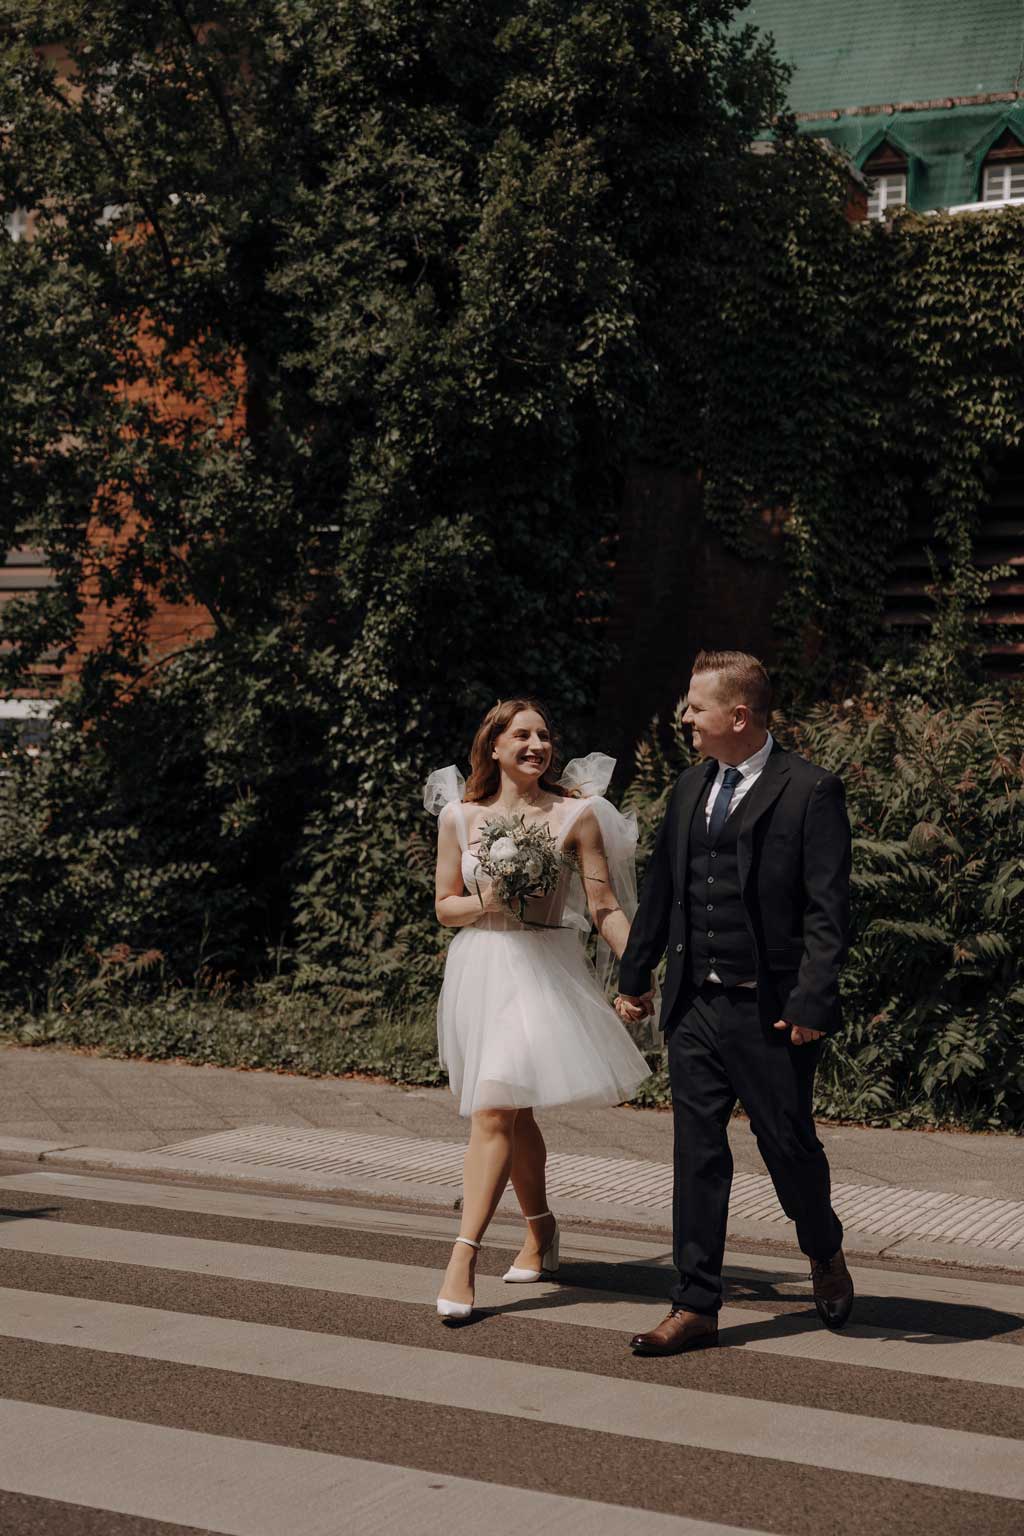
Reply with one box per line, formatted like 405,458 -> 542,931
708,766 -> 743,842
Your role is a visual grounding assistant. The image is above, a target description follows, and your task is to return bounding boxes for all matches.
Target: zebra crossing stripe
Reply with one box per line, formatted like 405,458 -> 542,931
0,1287 -> 1019,1500
0,1398 -> 769,1536
5,1170 -> 1023,1313
0,1215 -> 1020,1389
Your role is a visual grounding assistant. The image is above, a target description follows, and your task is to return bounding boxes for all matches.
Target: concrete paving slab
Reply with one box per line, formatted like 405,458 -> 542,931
0,1138 -> 82,1160
3,1043 -> 1021,1195
3,1044 -> 1022,1271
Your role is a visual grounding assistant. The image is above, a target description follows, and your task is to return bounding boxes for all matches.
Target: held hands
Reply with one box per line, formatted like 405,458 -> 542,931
774,1019 -> 823,1046
615,991 -> 655,1023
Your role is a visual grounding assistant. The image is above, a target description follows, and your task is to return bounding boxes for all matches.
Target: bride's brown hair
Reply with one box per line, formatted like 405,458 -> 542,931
463,697 -> 578,804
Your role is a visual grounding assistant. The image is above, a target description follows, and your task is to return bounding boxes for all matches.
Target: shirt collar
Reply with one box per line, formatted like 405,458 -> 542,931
718,731 -> 774,782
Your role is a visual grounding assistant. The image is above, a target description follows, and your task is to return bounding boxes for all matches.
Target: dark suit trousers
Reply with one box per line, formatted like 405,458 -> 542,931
668,982 -> 843,1315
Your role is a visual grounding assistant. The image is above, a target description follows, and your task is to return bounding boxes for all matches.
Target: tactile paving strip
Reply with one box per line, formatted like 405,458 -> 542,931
154,1125 -> 1024,1251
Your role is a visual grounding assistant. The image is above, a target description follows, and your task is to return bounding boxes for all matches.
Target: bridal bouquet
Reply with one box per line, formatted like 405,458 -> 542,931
476,815 -> 569,923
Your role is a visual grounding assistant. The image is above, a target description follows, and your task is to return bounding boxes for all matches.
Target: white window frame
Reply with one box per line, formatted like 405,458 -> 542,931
0,698 -> 57,755
866,171 -> 907,220
982,160 -> 1024,203
4,208 -> 31,242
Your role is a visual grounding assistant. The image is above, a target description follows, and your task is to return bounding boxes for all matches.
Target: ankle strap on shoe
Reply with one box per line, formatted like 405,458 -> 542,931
524,1212 -> 552,1221
454,1236 -> 482,1250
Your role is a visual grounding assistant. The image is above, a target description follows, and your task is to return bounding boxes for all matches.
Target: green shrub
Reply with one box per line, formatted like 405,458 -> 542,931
625,690 -> 1024,1130
2,987 -> 444,1086
8,679 -> 1021,1130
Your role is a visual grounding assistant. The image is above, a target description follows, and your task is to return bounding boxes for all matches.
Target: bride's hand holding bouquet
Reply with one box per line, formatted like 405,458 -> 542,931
474,814 -> 568,924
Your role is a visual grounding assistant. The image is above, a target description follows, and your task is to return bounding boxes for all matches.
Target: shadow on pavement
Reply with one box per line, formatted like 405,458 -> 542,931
485,1259 -> 1024,1343
0,1206 -> 60,1223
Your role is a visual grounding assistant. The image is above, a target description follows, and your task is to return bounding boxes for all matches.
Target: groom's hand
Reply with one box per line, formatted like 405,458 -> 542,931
774,1020 -> 823,1046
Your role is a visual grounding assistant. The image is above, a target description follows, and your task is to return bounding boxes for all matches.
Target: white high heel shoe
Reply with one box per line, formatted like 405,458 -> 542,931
503,1212 -> 560,1283
437,1236 -> 482,1321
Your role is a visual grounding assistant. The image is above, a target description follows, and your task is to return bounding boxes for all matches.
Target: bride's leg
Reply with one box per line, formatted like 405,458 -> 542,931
508,1107 -> 556,1269
440,1106 -> 517,1305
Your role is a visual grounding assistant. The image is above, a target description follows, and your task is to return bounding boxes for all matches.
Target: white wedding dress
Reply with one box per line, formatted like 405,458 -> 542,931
424,754 -> 653,1117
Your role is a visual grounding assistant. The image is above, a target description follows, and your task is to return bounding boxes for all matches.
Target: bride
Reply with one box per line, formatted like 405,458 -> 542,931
424,696 -> 653,1320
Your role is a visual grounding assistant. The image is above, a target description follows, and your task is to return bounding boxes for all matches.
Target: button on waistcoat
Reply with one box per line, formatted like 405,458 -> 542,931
686,784 -> 757,984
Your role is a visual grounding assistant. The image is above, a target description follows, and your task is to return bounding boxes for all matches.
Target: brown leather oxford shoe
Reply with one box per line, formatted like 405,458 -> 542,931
629,1307 -> 719,1356
810,1248 -> 854,1329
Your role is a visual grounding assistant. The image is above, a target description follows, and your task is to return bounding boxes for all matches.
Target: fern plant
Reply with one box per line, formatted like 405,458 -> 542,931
626,692 -> 1024,1130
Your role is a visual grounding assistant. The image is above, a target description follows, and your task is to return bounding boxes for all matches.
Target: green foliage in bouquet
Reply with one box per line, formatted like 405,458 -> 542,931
475,814 -> 568,923
624,690 -> 1024,1131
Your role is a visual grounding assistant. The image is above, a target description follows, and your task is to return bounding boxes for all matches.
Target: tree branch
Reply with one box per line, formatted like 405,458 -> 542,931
35,70 -> 176,285
167,1 -> 241,159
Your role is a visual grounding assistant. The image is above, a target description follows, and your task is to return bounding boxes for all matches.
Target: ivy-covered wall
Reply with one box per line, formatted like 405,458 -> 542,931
697,135 -> 1024,694
593,135 -> 1024,742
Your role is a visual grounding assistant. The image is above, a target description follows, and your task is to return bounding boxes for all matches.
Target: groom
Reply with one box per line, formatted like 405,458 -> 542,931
617,649 -> 854,1354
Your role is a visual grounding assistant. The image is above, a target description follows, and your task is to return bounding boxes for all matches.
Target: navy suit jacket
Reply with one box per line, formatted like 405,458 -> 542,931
618,744 -> 852,1035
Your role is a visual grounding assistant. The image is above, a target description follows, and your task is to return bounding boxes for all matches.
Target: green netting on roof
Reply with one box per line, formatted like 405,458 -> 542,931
745,0 -> 1024,117
743,1 -> 1024,209
812,104 -> 1024,209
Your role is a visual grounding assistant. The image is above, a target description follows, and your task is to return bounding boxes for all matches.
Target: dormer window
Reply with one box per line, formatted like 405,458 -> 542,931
866,172 -> 907,219
983,161 -> 1024,200
980,129 -> 1024,203
861,142 -> 908,220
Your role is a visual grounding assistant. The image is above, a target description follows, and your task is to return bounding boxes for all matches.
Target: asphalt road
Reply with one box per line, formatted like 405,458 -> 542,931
0,1158 -> 1020,1535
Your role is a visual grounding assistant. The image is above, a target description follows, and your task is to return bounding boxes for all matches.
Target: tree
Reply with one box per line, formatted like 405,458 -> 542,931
0,2 -> 788,995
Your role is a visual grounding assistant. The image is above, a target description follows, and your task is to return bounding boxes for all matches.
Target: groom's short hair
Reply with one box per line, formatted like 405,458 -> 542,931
692,650 -> 772,723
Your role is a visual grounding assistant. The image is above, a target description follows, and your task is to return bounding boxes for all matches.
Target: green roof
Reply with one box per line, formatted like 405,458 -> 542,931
745,1 -> 1024,209
746,0 -> 1024,117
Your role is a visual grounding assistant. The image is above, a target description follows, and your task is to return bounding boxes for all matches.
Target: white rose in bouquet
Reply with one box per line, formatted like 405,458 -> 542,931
476,813 -> 571,924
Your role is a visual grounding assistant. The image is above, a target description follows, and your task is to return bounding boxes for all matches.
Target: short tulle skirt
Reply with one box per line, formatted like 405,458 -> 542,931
438,922 -> 653,1117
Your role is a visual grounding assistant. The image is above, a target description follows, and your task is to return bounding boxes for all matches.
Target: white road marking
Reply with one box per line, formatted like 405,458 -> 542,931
0,1292 -> 1019,1500
0,1215 -> 1020,1388
3,1171 -> 1023,1312
0,1398 -> 770,1536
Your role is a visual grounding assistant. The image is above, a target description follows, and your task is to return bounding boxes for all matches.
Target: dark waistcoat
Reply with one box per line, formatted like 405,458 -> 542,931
685,784 -> 757,985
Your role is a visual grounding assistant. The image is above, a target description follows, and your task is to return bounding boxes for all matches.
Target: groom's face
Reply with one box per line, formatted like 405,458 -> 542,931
682,672 -> 739,760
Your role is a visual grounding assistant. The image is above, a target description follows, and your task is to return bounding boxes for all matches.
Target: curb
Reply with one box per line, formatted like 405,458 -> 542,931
2,1135 -> 1022,1276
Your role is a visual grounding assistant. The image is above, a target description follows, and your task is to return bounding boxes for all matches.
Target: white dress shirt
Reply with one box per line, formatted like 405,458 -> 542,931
704,732 -> 774,984
704,731 -> 774,828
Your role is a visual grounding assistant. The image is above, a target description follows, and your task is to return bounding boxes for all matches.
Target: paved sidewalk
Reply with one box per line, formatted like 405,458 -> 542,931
2,1043 -> 1022,1269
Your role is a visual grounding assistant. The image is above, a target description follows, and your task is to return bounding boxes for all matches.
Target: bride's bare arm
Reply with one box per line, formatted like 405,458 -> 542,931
568,809 -> 631,959
434,811 -> 503,927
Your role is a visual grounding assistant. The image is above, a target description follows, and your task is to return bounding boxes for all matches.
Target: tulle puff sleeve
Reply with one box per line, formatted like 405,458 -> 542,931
423,765 -> 466,816
424,765 -> 468,849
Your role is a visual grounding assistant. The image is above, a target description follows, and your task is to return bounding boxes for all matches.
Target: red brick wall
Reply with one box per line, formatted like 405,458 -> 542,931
59,321 -> 241,684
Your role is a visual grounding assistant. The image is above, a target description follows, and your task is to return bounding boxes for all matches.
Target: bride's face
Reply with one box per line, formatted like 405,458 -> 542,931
492,709 -> 553,783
